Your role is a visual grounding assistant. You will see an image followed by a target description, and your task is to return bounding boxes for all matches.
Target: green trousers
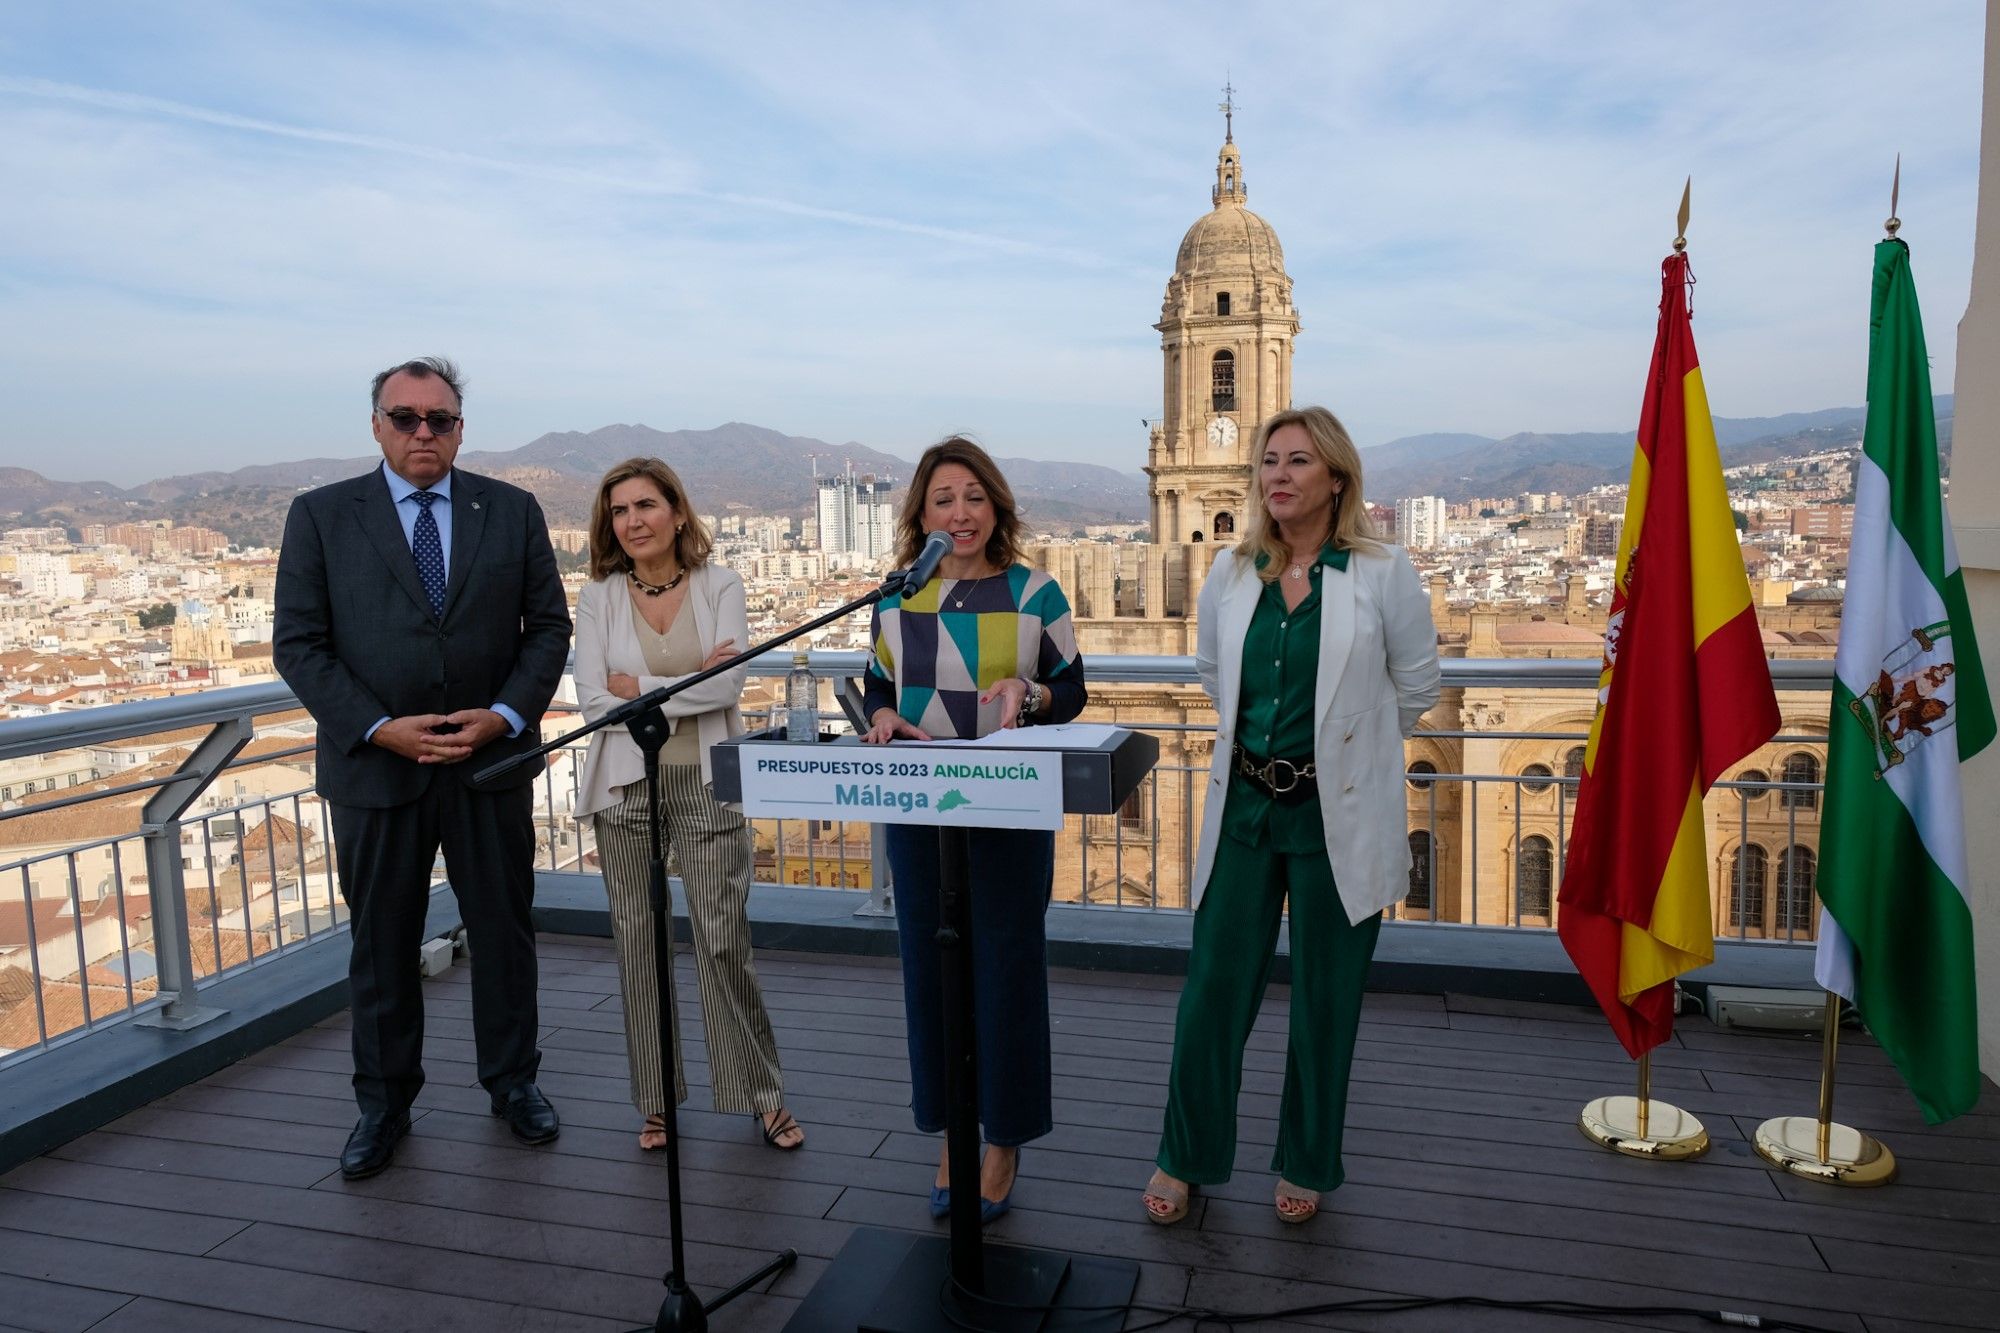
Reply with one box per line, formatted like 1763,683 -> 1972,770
1156,829 -> 1383,1192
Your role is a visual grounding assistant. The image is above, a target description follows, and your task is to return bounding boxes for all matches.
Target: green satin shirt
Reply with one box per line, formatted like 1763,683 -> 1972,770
1223,543 -> 1350,853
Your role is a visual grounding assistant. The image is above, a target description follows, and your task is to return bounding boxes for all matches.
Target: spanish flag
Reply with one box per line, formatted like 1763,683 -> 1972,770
1558,250 -> 1780,1059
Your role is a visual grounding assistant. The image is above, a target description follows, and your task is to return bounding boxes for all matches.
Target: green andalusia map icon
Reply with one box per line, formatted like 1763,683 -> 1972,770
935,789 -> 972,813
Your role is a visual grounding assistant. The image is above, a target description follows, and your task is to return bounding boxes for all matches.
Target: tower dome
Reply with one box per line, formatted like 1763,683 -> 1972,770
1172,137 -> 1287,278
1174,204 -> 1287,279
1158,135 -> 1295,323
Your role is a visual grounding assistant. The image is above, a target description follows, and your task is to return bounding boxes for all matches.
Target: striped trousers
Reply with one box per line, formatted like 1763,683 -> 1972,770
591,763 -> 785,1118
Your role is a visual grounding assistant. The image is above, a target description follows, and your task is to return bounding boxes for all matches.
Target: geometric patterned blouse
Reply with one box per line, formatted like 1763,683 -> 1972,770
862,562 -> 1087,740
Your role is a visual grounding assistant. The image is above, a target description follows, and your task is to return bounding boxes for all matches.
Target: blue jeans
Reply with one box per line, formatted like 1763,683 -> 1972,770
887,823 -> 1055,1146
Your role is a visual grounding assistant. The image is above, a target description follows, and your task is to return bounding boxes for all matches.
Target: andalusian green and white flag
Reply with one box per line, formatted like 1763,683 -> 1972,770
1815,237 -> 1995,1123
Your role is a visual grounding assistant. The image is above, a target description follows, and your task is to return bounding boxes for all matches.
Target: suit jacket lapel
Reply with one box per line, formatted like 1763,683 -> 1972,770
353,472 -> 434,619
1216,559 -> 1261,734
442,470 -> 487,620
1316,558 -> 1358,729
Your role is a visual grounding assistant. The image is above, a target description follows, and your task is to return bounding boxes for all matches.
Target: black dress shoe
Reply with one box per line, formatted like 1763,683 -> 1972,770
340,1110 -> 410,1180
490,1082 -> 560,1145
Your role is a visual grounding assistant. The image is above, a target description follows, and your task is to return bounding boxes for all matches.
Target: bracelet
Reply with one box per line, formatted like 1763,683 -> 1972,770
1016,679 -> 1043,726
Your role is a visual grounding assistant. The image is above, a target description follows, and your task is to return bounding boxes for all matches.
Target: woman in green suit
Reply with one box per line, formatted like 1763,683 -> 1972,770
1142,406 -> 1440,1225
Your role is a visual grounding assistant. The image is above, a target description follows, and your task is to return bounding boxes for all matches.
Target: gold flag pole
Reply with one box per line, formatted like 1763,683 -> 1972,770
1751,158 -> 1902,1188
1753,993 -> 1896,1185
1575,178 -> 1710,1163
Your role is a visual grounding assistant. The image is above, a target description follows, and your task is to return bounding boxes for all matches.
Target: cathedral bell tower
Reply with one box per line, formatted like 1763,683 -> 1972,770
1144,96 -> 1299,546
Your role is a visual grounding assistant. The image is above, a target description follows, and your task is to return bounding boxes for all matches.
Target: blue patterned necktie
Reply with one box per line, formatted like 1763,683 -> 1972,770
410,490 -> 446,619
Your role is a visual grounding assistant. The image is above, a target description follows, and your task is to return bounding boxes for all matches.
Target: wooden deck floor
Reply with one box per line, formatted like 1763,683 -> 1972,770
1,934 -> 1996,1332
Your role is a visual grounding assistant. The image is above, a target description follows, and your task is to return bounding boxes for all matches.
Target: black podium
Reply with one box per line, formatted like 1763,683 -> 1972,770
713,725 -> 1157,1332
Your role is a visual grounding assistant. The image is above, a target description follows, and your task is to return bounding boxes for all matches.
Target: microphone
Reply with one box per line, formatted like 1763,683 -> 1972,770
900,530 -> 954,593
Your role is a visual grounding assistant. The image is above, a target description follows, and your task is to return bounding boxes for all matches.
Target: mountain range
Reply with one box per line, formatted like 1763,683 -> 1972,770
0,398 -> 1952,548
0,422 -> 1151,549
1359,398 -> 1953,505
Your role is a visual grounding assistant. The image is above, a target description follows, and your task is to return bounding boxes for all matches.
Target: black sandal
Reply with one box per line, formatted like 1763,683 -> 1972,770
755,1108 -> 804,1151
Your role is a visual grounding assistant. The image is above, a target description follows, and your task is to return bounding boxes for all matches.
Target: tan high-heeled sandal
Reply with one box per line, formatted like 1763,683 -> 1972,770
1275,1178 -> 1320,1224
1142,1169 -> 1193,1225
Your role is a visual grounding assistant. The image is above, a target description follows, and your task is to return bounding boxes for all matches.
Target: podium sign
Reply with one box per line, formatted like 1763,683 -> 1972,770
734,745 -> 1064,830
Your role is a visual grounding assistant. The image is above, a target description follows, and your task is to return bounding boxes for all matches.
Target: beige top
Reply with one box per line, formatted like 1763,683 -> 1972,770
573,566 -> 749,817
633,599 -> 704,764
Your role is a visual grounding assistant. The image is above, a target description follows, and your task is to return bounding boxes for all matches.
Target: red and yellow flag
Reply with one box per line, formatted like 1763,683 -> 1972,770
1558,250 -> 1780,1059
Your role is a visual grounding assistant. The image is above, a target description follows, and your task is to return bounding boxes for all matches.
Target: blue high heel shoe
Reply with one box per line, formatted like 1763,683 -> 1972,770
928,1185 -> 951,1220
979,1148 -> 1019,1224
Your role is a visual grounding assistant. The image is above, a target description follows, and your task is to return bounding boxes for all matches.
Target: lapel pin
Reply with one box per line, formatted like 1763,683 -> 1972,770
470,501 -> 481,510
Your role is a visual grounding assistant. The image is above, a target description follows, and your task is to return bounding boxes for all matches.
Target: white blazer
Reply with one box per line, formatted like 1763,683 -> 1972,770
1188,544 -> 1441,923
572,566 -> 750,818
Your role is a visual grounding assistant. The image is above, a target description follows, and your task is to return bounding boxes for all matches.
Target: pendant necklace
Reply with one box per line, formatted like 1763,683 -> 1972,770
950,572 -> 990,610
631,567 -> 686,597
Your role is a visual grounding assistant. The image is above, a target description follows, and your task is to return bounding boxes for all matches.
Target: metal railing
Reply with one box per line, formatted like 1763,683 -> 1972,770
0,654 -> 1835,1064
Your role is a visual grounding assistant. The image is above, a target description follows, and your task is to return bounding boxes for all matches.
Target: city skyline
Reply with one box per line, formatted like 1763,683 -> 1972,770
0,2 -> 1983,479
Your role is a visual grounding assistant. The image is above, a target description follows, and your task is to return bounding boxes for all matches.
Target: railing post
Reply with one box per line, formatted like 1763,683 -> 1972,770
136,715 -> 253,1030
858,824 -> 894,918
836,669 -> 895,917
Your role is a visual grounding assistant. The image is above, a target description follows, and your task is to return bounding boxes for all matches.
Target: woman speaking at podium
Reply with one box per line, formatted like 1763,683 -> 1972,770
860,436 -> 1086,1222
573,457 -> 804,1156
1142,407 -> 1439,1226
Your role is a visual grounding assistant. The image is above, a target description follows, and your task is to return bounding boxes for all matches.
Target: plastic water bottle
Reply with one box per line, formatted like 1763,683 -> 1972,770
785,651 -> 818,743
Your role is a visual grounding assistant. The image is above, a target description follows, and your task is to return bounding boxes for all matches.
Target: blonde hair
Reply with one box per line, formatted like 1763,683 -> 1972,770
892,436 -> 1023,571
1240,405 -> 1380,582
588,457 -> 714,580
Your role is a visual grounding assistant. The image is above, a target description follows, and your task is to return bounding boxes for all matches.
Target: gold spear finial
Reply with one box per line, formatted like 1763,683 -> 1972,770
1886,154 -> 1902,237
1673,177 -> 1691,253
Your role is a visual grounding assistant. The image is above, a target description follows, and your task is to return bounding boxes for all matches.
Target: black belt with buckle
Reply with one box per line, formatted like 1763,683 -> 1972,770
1232,743 -> 1319,805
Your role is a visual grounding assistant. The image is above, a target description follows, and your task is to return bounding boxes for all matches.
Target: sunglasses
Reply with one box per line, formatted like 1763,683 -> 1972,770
377,408 -> 462,435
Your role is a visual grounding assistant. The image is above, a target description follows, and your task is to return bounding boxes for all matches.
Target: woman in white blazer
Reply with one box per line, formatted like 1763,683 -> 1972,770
1142,407 -> 1439,1226
573,457 -> 802,1154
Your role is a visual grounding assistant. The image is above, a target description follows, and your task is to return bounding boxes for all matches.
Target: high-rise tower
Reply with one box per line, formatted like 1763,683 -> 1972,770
1144,104 -> 1299,545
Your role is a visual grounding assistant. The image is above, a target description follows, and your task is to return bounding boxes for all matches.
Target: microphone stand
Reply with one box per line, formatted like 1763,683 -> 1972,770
476,566 -> 920,1331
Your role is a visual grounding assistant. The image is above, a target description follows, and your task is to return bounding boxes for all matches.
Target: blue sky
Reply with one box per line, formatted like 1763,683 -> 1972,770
0,2 -> 1984,481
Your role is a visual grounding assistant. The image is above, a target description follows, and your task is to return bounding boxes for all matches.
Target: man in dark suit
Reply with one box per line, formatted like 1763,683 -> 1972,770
275,357 -> 572,1179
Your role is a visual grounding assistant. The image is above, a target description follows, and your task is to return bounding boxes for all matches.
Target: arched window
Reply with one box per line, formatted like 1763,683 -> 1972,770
1216,292 -> 1231,316
1778,846 -> 1817,934
1191,531 -> 1205,543
1407,759 -> 1437,789
1730,844 -> 1768,930
1780,752 -> 1820,809
1737,768 -> 1770,800
1211,350 -> 1237,411
1517,835 -> 1554,916
1520,763 -> 1554,794
1213,511 -> 1235,536
1406,831 -> 1433,910
1563,746 -> 1586,782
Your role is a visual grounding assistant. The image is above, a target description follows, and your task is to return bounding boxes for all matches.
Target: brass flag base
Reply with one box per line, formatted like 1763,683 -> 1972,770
1579,1094 -> 1710,1159
1753,1115 -> 1897,1186
1578,1053 -> 1708,1159
1751,993 -> 1897,1187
